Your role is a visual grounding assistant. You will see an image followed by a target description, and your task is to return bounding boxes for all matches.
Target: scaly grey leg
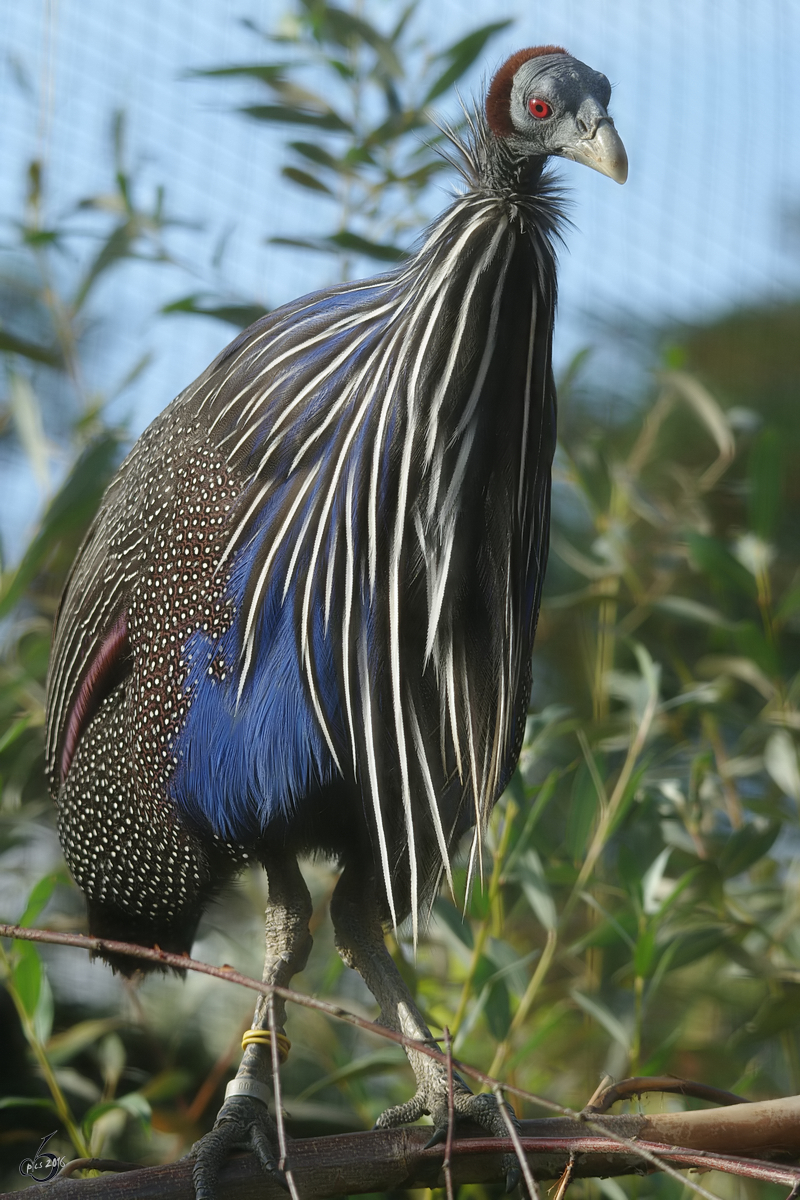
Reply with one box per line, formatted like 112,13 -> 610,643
193,853 -> 313,1198
330,865 -> 521,1189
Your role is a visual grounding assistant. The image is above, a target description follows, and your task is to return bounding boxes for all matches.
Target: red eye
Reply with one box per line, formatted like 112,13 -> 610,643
528,98 -> 552,119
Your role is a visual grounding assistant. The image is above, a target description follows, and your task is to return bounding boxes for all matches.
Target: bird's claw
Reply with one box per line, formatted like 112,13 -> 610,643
191,1094 -> 287,1199
376,1081 -> 522,1192
506,1165 -> 522,1193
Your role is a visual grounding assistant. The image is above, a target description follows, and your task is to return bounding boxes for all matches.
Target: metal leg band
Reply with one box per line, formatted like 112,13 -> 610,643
225,1077 -> 272,1107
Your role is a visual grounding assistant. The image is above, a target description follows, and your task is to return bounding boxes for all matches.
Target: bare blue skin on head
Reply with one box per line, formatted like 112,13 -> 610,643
509,54 -> 627,182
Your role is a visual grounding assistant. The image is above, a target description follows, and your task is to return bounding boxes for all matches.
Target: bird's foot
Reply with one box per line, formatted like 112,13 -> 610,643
191,1093 -> 287,1199
375,1078 -> 523,1192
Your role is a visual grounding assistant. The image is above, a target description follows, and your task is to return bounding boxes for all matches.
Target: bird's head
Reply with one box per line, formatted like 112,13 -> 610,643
486,47 -> 627,184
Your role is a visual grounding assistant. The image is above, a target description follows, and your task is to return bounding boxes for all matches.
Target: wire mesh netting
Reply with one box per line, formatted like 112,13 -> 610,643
3,0 -> 799,426
3,4 -> 800,1188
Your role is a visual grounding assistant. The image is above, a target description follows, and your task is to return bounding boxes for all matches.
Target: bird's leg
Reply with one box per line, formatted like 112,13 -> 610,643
330,866 -> 521,1187
192,852 -> 313,1199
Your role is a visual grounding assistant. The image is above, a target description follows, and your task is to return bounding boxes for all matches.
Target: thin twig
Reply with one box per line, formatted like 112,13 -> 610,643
584,1075 -> 748,1115
57,1158 -> 142,1178
552,1150 -> 576,1200
585,1075 -> 613,1111
493,1084 -> 539,1200
269,994 -> 299,1200
443,1026 -> 455,1200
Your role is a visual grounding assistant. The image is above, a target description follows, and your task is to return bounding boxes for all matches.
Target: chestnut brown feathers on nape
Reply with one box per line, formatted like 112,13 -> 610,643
485,45 -> 568,135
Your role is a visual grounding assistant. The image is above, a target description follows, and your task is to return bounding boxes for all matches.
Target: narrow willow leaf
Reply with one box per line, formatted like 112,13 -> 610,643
565,764 -> 599,861
718,822 -> 780,878
282,165 -> 333,193
270,232 -> 407,262
12,940 -> 42,1017
33,970 -> 54,1044
162,294 -> 269,329
20,872 -> 60,927
748,427 -> 783,540
0,433 -> 122,618
290,140 -> 341,169
652,595 -> 741,629
0,329 -> 62,367
8,371 -> 50,492
433,895 -> 474,948
0,714 -> 32,755
633,925 -> 657,978
571,990 -> 630,1050
514,848 -> 557,931
424,20 -> 512,102
189,63 -> 290,83
764,730 -> 800,800
73,223 -> 135,313
241,104 -> 351,131
47,1018 -> 121,1066
686,532 -> 756,597
296,1050 -> 405,1103
641,848 -> 672,915
320,8 -> 402,77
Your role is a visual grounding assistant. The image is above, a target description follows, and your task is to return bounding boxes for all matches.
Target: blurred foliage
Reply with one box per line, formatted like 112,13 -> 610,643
170,0 -> 510,323
2,2 -> 800,1197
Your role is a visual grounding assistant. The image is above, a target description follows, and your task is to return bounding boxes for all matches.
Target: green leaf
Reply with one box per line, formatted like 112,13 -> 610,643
565,763 -> 599,860
514,848 -> 557,931
433,896 -> 474,948
20,873 -> 61,927
33,970 -> 54,1043
634,925 -> 657,977
82,1092 -> 151,1135
748,427 -> 783,540
686,533 -> 757,598
270,231 -> 407,263
0,433 -> 122,618
484,977 -> 510,1041
328,230 -> 407,261
73,222 -> 138,313
46,1018 -> 121,1065
0,328 -> 62,367
290,140 -> 342,169
0,714 -> 33,756
162,294 -> 269,329
718,822 -> 780,879
424,21 -> 513,102
665,928 -> 727,970
189,63 -> 290,84
241,104 -> 351,131
653,595 -> 742,629
282,165 -> 333,193
8,373 -> 47,493
12,940 -> 42,1017
317,7 -> 402,77
295,1048 -> 405,1102
764,730 -> 800,801
0,1096 -> 57,1111
571,991 -> 629,1049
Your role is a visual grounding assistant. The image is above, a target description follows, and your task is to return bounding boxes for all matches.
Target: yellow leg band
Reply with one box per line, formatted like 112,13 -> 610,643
241,1028 -> 291,1064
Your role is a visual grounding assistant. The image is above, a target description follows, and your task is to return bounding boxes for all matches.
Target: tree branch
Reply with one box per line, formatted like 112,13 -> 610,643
11,1117 -> 800,1199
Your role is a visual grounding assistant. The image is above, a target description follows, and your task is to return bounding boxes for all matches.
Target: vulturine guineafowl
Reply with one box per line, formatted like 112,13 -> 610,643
46,46 -> 626,1195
